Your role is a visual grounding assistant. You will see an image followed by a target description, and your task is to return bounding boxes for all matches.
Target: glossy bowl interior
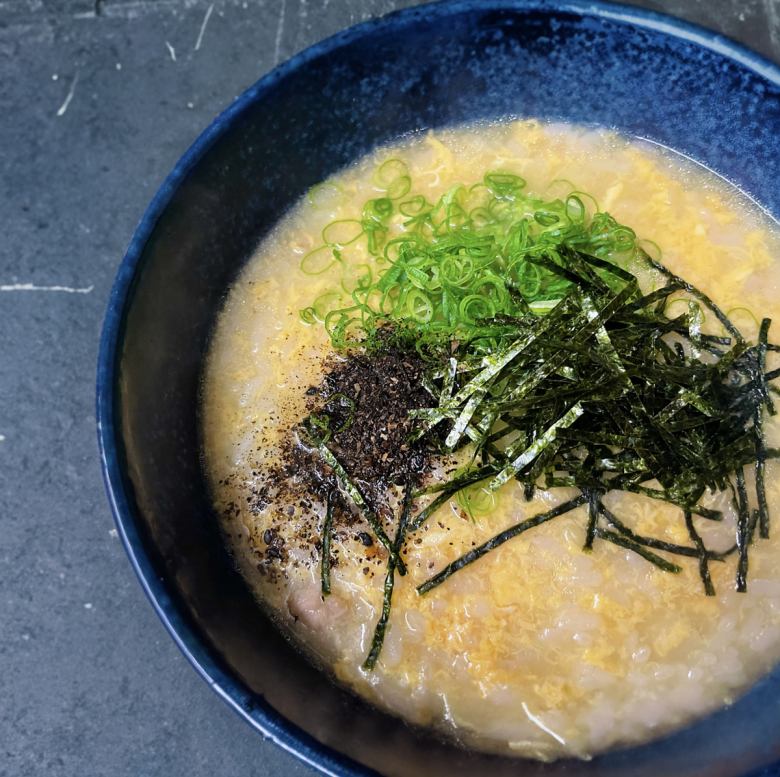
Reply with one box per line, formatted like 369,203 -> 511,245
97,2 -> 780,775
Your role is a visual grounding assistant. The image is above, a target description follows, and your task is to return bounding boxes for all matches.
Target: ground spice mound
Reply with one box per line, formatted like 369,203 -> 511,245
251,337 -> 440,571
305,340 -> 438,512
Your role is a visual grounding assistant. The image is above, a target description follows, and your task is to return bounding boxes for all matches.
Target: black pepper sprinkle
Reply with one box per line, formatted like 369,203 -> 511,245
223,334 -> 448,579
300,334 -> 439,513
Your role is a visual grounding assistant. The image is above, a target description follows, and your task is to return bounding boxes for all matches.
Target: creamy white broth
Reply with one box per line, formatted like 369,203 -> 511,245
202,120 -> 780,760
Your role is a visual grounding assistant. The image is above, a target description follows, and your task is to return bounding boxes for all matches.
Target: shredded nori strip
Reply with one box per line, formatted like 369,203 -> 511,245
593,528 -> 683,574
597,501 -> 707,560
407,465 -> 498,532
735,468 -> 751,593
684,509 -> 716,596
320,489 -> 335,595
584,490 -> 599,551
756,318 -> 773,538
417,495 -> 589,595
363,477 -> 415,670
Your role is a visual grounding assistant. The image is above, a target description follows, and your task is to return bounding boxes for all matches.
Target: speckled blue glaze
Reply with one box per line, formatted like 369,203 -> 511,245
97,2 -> 780,776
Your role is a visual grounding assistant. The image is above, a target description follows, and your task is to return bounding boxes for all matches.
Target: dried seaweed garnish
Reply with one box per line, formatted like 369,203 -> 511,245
411,247 -> 778,603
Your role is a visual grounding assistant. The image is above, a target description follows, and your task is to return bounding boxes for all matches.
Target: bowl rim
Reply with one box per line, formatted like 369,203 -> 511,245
95,2 -> 780,775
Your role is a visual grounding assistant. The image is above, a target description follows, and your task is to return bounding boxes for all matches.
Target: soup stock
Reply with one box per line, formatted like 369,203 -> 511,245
202,120 -> 780,760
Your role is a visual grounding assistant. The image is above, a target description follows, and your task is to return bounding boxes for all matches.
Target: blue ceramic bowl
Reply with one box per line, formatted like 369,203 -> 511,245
97,2 -> 780,775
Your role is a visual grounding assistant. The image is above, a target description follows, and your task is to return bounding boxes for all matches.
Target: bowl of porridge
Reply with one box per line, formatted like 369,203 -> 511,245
97,2 -> 780,775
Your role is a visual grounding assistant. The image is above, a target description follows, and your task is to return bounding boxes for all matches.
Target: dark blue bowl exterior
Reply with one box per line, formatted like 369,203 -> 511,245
97,2 -> 780,776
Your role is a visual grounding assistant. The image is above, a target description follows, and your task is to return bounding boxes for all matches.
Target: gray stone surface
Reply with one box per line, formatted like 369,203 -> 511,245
1,1 -> 778,775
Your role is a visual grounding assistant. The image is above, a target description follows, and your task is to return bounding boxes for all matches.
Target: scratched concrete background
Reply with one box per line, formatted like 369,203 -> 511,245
1,1 -> 779,776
